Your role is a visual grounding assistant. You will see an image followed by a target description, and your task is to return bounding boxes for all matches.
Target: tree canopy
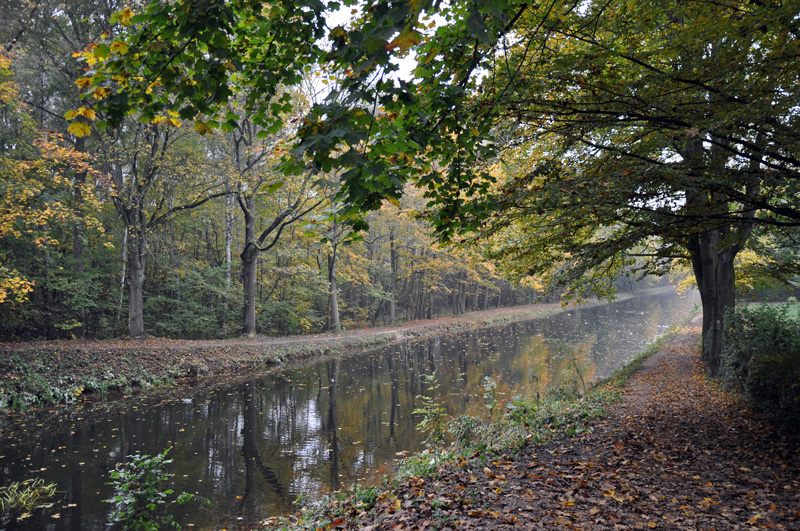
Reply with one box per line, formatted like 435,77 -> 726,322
58,0 -> 800,373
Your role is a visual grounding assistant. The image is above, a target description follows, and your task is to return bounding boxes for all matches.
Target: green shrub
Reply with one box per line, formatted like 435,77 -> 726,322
722,305 -> 800,431
105,448 -> 206,530
258,300 -> 322,336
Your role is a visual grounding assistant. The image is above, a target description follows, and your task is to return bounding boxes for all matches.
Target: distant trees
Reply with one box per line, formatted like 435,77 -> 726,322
2,26 -> 548,339
0,53 -> 106,315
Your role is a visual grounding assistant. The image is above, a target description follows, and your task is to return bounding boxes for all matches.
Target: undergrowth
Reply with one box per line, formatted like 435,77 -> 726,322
722,304 -> 800,431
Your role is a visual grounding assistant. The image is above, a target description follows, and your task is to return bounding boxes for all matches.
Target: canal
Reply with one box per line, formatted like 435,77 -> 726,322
0,290 -> 697,530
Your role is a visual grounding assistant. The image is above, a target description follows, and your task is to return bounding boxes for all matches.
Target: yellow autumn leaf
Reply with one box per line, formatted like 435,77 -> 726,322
77,107 -> 96,120
194,121 -> 213,135
746,514 -> 762,525
92,87 -> 110,100
75,77 -> 93,89
64,110 -> 79,120
110,40 -> 129,55
68,122 -> 91,137
385,29 -> 422,52
113,74 -> 129,88
117,7 -> 135,26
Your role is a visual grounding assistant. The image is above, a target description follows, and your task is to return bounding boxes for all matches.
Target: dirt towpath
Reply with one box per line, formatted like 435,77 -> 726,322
333,320 -> 800,530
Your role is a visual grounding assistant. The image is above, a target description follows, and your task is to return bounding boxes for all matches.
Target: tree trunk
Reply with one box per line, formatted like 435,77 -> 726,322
426,290 -> 433,319
459,273 -> 467,314
689,230 -> 739,378
241,197 -> 258,337
225,192 -> 234,287
680,130 -> 754,377
115,228 -> 127,333
389,228 -> 397,325
126,225 -> 146,339
328,252 -> 341,332
72,135 -> 86,338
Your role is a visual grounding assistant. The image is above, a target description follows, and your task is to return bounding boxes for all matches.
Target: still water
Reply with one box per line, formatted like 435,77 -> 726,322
1,291 -> 696,530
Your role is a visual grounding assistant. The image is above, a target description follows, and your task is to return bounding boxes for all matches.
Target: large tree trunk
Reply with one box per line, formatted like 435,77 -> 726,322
241,197 -> 258,337
683,183 -> 754,377
126,224 -> 146,339
681,130 -> 757,377
241,244 -> 258,337
689,229 -> 739,378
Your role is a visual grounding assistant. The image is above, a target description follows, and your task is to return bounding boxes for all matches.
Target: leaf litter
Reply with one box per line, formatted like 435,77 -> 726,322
304,323 -> 800,530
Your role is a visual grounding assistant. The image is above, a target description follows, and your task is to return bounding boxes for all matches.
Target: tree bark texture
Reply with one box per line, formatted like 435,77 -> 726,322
691,236 -> 736,378
241,196 -> 258,337
328,252 -> 341,332
125,224 -> 146,339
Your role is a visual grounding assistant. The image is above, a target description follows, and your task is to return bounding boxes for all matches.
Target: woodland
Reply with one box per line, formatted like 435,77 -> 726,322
0,1 -> 560,343
2,2 -> 800,529
1,0 -> 799,382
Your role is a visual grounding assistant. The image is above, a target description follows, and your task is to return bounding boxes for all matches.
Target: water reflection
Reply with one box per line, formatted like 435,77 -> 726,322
0,291 -> 696,530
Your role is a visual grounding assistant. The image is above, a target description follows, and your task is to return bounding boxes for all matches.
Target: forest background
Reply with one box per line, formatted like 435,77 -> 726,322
1,0 -> 798,348
0,0 -> 606,342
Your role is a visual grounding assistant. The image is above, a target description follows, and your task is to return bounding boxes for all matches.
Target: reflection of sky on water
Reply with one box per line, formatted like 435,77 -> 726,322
0,291 -> 698,531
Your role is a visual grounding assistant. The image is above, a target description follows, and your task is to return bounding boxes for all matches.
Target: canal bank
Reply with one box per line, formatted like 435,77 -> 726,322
0,288 -> 676,415
270,318 -> 800,531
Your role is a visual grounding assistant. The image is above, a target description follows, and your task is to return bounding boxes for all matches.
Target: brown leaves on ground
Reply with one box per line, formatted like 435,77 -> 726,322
329,323 -> 800,530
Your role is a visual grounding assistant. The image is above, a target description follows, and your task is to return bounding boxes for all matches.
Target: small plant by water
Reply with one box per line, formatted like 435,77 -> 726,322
547,339 -> 588,394
0,478 -> 57,526
105,448 -> 207,530
412,374 -> 448,457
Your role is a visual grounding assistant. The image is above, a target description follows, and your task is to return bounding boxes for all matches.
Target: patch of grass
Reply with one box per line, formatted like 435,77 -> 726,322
0,478 -> 57,526
744,299 -> 800,319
